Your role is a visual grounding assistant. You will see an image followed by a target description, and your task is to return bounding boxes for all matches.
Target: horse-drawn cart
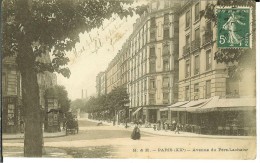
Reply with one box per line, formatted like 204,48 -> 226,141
65,118 -> 79,135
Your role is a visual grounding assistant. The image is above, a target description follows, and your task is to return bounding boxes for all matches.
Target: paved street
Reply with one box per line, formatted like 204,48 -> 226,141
3,119 -> 256,159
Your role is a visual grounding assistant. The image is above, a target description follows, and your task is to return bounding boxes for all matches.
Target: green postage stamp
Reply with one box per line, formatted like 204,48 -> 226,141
216,7 -> 252,48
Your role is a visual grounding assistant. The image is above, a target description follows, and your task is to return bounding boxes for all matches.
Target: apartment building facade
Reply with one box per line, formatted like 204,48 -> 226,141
176,0 -> 256,129
127,0 -> 180,123
2,56 -> 23,133
106,53 -> 121,94
2,54 -> 57,133
96,71 -> 106,97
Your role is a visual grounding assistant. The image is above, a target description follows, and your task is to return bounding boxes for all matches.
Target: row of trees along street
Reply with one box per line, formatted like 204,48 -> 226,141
2,0 -> 255,157
81,86 -> 129,122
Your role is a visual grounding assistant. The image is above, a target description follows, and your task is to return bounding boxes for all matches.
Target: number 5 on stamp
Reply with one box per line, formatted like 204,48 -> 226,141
216,7 -> 252,48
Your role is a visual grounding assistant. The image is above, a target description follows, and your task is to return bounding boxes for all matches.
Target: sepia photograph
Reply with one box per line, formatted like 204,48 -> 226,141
1,0 -> 258,161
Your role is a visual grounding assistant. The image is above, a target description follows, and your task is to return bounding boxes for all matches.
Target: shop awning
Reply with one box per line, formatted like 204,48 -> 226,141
170,99 -> 210,112
132,107 -> 142,116
188,96 -> 256,113
168,101 -> 189,108
181,99 -> 210,108
160,107 -> 170,111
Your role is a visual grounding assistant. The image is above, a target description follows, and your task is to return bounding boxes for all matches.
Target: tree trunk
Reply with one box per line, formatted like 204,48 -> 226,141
19,45 -> 43,157
16,0 -> 43,157
17,32 -> 42,158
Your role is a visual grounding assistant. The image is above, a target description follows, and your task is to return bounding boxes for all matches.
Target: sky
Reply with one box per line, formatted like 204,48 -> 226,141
57,1 -> 148,100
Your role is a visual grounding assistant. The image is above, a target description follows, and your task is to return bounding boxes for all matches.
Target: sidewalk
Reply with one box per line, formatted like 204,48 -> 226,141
86,118 -> 255,140
2,131 -> 66,140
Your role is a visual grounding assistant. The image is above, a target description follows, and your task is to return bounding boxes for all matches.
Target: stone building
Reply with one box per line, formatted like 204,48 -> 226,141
127,0 -> 180,123
96,71 -> 106,97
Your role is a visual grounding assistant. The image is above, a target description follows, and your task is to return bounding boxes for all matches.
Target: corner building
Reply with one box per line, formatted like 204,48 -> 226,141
175,0 -> 256,135
128,0 -> 180,123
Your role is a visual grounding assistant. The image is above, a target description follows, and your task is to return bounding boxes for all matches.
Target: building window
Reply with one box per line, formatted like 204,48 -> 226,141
162,77 -> 170,88
226,78 -> 239,97
164,13 -> 169,23
157,21 -> 162,37
150,79 -> 156,89
206,80 -> 211,98
186,34 -> 190,45
144,79 -> 147,90
194,83 -> 199,100
163,28 -> 170,39
151,17 -> 156,27
150,47 -> 156,58
150,31 -> 156,41
163,43 -> 170,56
163,60 -> 170,71
195,3 -> 200,21
158,48 -> 161,68
163,93 -> 169,104
164,0 -> 170,8
194,55 -> 200,75
7,104 -> 15,126
195,28 -> 200,41
150,61 -> 156,73
206,49 -> 212,70
7,71 -> 18,96
185,86 -> 189,101
144,94 -> 146,105
186,10 -> 191,28
149,93 -> 155,105
2,73 -> 6,94
183,34 -> 190,54
185,59 -> 190,78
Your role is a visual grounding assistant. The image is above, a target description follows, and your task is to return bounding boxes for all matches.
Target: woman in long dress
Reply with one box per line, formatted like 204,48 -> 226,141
131,123 -> 141,140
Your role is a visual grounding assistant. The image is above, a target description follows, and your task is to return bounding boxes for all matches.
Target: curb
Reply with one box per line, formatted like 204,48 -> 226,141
86,119 -> 256,140
3,132 -> 66,140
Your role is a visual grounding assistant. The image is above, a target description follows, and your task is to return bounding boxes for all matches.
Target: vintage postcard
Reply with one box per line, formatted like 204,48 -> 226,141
1,0 -> 257,161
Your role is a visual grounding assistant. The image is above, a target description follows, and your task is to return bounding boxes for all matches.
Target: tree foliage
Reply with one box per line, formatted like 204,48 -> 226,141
83,86 -> 129,115
45,85 -> 71,113
2,0 -> 140,77
200,0 -> 256,80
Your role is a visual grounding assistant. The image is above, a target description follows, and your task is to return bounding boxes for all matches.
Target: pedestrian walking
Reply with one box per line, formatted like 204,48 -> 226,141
175,123 -> 180,134
131,123 -> 141,140
113,116 -> 116,126
172,120 -> 177,131
164,122 -> 168,132
157,120 -> 161,131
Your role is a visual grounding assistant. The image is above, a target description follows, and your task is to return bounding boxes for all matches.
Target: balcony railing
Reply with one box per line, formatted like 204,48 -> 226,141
191,38 -> 201,51
163,99 -> 169,104
202,31 -> 213,46
183,44 -> 190,57
194,68 -> 200,75
163,28 -> 170,39
206,63 -> 212,71
185,72 -> 190,78
149,99 -> 156,105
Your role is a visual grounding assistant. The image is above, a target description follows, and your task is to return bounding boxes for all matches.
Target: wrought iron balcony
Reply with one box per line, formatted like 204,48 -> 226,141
182,44 -> 190,57
206,63 -> 212,71
202,30 -> 213,46
191,38 -> 201,51
194,68 -> 200,75
185,72 -> 190,78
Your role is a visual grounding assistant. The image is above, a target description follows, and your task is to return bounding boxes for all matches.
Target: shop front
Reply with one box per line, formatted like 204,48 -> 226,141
2,96 -> 23,133
186,96 -> 256,136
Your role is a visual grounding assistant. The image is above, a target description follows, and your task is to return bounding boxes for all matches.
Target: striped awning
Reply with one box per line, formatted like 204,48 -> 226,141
132,107 -> 142,116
